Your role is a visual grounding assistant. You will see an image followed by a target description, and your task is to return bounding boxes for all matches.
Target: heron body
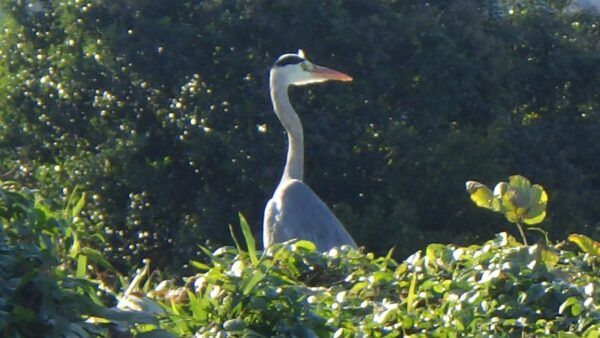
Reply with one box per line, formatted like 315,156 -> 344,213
263,50 -> 357,251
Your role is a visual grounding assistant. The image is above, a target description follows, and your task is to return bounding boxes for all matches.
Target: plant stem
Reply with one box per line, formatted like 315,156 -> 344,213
516,222 -> 528,246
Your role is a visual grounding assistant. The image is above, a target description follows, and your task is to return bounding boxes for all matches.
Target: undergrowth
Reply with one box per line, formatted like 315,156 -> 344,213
1,180 -> 599,337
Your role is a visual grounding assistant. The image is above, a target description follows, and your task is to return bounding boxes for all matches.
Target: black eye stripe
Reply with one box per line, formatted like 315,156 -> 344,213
274,55 -> 305,67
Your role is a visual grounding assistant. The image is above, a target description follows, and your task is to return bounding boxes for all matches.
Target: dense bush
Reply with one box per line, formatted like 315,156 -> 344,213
1,0 -> 600,273
0,182 -> 108,336
2,180 -> 599,337
0,181 -> 170,337
145,221 -> 600,337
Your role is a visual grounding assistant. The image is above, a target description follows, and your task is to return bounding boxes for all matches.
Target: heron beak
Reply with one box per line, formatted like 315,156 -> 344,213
311,65 -> 353,82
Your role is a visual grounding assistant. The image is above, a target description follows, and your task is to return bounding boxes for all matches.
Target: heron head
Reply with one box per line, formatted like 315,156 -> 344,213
271,49 -> 352,86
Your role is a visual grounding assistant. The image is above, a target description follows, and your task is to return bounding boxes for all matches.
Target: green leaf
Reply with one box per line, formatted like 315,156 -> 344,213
238,213 -> 257,266
453,318 -> 465,331
72,192 -> 86,218
76,254 -> 87,278
81,247 -> 118,273
291,240 -> 317,252
187,291 -> 207,322
508,175 -> 531,193
425,243 -> 452,268
190,260 -> 210,271
407,272 -> 417,312
371,271 -> 393,284
242,270 -> 265,296
529,184 -> 548,205
229,224 -> 243,253
585,329 -> 600,338
559,297 -> 579,315
524,184 -> 548,224
568,234 -> 600,257
540,247 -> 559,268
504,209 -> 519,224
69,231 -> 81,258
523,210 -> 546,225
350,281 -> 368,294
466,181 -> 495,209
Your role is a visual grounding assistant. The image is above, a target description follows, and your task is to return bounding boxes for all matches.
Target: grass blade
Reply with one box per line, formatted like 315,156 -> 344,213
229,224 -> 242,252
238,213 -> 257,266
407,271 -> 417,312
76,254 -> 87,278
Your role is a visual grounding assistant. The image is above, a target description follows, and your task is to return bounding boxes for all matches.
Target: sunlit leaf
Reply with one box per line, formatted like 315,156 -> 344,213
540,247 -> 559,268
530,184 -> 548,205
559,297 -> 579,315
407,272 -> 417,312
81,247 -> 118,273
504,209 -> 519,224
239,213 -> 257,266
69,232 -> 81,258
72,192 -> 86,218
350,281 -> 367,294
568,234 -> 600,257
190,260 -> 210,271
291,240 -> 317,252
228,224 -> 242,253
466,181 -> 495,209
523,210 -> 546,225
242,270 -> 265,296
370,271 -> 393,284
76,254 -> 87,278
509,175 -> 531,192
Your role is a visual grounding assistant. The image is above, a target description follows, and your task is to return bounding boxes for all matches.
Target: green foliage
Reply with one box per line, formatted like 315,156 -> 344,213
1,182 -> 599,337
0,182 -> 106,336
139,231 -> 600,337
0,181 -> 176,337
1,0 -> 600,273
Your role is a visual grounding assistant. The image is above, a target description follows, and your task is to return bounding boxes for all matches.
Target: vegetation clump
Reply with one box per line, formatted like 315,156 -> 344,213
1,180 -> 599,337
149,221 -> 600,337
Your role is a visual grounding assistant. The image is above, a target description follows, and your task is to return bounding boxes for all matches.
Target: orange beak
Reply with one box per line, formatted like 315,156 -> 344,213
311,65 -> 353,82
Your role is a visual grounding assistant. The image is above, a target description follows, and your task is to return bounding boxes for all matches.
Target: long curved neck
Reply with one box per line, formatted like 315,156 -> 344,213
270,73 -> 304,183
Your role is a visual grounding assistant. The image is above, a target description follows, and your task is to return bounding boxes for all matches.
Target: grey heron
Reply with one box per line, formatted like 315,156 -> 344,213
263,49 -> 357,251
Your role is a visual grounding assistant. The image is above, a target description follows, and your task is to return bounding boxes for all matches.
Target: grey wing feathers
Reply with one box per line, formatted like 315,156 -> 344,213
263,179 -> 357,251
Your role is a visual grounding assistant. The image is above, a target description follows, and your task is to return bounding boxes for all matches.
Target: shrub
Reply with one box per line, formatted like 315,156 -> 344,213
145,225 -> 600,337
0,182 -> 109,336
